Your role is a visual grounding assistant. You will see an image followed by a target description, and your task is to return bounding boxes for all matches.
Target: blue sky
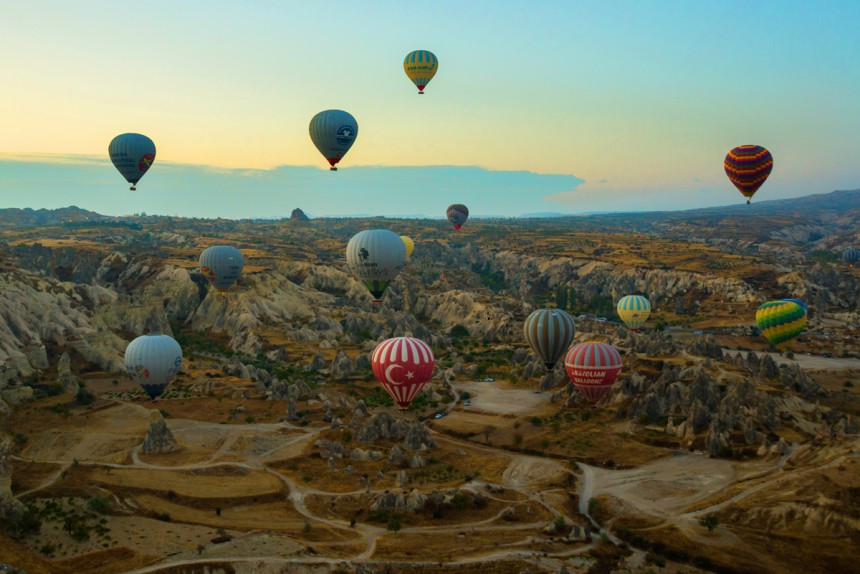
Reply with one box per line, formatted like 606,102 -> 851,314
1,1 -> 859,216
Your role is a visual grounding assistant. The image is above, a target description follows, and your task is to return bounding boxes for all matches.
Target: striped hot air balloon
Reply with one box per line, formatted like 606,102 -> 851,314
109,133 -> 156,190
124,334 -> 182,400
523,309 -> 576,370
842,247 -> 859,267
779,298 -> 807,315
403,50 -> 438,94
446,204 -> 469,231
755,300 -> 807,349
371,337 -> 436,410
616,295 -> 651,330
724,145 -> 773,204
564,342 -> 623,403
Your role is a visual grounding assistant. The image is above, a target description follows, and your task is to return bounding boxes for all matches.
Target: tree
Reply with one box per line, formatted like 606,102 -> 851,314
555,286 -> 568,310
482,425 -> 496,444
513,432 -> 523,448
387,513 -> 402,533
699,514 -> 719,531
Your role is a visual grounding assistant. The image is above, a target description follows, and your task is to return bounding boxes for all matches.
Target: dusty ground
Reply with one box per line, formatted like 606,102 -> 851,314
4,367 -> 859,574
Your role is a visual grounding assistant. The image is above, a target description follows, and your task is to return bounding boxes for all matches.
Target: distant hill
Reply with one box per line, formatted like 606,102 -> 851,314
0,205 -> 107,228
0,189 -> 857,229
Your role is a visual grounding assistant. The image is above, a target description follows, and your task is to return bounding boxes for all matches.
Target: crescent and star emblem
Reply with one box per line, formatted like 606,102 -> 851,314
384,364 -> 403,385
384,364 -> 416,385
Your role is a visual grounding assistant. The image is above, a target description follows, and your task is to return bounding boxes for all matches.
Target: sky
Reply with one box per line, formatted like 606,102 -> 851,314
1,0 -> 859,218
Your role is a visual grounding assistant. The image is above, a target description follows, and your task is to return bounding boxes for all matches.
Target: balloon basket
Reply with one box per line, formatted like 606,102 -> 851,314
130,186 -> 136,191
330,167 -> 338,171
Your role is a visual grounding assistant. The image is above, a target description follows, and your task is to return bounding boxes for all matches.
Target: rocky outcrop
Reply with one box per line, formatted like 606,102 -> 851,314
330,351 -> 355,378
56,352 -> 80,393
290,208 -> 310,222
0,436 -> 26,522
403,422 -> 436,451
141,410 -> 181,454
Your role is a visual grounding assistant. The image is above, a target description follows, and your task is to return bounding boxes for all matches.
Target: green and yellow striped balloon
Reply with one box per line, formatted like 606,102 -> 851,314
755,300 -> 806,349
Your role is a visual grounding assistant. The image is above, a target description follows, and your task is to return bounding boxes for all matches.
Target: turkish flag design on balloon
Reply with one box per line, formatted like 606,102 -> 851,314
564,342 -> 623,403
371,337 -> 435,410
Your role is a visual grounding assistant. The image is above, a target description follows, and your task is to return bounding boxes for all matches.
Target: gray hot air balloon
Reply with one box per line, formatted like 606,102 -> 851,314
523,308 -> 575,370
842,247 -> 859,267
446,204 -> 469,231
109,133 -> 156,190
346,229 -> 407,304
124,334 -> 182,400
309,110 -> 358,171
199,245 -> 244,292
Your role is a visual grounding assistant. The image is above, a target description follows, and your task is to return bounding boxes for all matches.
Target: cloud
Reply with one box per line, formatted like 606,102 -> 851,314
0,155 -> 584,218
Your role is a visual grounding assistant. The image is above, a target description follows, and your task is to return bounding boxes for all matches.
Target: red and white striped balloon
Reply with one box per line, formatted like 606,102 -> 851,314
564,342 -> 623,403
371,337 -> 436,410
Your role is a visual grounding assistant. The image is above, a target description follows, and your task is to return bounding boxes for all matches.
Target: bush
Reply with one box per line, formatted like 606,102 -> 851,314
87,496 -> 110,515
386,513 -> 402,533
76,385 -> 94,405
449,492 -> 472,510
698,514 -> 719,531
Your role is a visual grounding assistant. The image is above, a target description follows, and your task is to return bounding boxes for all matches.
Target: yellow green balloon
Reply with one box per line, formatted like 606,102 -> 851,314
400,236 -> 414,259
755,300 -> 806,349
404,50 -> 438,94
616,295 -> 651,330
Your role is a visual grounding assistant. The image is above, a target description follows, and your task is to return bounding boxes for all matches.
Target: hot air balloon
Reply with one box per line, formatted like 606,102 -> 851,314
446,204 -> 469,231
724,145 -> 773,204
199,245 -> 244,292
346,229 -> 407,304
309,110 -> 358,171
616,295 -> 651,330
124,334 -> 182,400
523,309 -> 575,370
755,300 -> 806,349
400,236 -> 414,260
371,337 -> 436,410
109,133 -> 156,190
403,50 -> 438,95
842,247 -> 859,267
565,342 -> 623,403
779,298 -> 807,315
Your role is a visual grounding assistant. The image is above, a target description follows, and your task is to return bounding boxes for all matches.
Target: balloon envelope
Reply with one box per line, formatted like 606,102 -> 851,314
616,295 -> 651,330
404,50 -> 438,94
124,334 -> 182,399
523,309 -> 575,370
346,229 -> 407,302
400,236 -> 414,259
199,245 -> 244,292
564,342 -> 623,402
109,133 -> 156,190
755,300 -> 806,349
842,247 -> 859,267
371,337 -> 435,409
309,110 -> 358,170
779,298 -> 807,315
724,145 -> 773,203
446,204 -> 469,231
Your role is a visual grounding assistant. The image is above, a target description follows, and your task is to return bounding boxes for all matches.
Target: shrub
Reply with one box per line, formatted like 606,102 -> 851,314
386,513 -> 402,533
698,514 -> 719,531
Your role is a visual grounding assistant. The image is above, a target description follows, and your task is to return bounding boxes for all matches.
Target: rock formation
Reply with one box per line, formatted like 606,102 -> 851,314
141,409 -> 181,454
